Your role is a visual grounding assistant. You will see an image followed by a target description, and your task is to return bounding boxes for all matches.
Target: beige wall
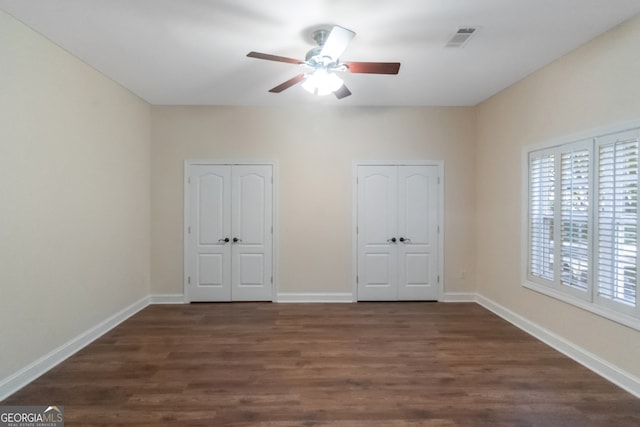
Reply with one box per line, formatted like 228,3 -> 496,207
0,11 -> 151,381
476,14 -> 640,378
151,106 -> 477,297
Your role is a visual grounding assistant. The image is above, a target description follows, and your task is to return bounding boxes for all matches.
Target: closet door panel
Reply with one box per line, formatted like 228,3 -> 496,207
187,165 -> 232,301
357,165 -> 398,300
231,165 -> 273,301
397,166 -> 439,300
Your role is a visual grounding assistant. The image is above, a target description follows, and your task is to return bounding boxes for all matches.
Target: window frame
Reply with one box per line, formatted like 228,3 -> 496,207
522,124 -> 640,331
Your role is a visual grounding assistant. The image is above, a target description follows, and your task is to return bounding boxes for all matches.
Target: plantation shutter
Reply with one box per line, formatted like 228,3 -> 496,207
560,146 -> 591,291
597,130 -> 639,308
529,152 -> 555,282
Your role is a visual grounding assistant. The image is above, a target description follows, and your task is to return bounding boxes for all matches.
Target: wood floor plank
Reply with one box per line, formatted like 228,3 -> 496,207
2,302 -> 639,426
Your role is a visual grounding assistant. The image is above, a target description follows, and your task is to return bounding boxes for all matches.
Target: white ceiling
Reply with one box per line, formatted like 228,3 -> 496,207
2,0 -> 640,107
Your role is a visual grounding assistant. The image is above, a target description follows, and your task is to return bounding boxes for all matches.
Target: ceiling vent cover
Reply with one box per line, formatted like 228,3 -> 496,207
446,27 -> 478,48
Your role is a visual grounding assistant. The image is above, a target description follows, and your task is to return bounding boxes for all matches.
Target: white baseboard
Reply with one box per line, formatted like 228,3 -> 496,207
475,293 -> 640,399
442,292 -> 476,302
0,295 -> 150,401
276,292 -> 354,303
149,293 -> 185,304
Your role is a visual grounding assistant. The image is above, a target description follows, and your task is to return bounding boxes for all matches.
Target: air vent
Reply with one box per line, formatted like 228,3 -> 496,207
445,27 -> 478,48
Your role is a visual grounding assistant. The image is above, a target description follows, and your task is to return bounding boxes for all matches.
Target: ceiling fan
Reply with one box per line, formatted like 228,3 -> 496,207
247,25 -> 400,99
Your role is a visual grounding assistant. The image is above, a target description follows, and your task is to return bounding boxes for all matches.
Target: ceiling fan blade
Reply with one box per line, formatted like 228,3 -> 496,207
319,26 -> 355,61
247,51 -> 303,65
345,61 -> 401,74
334,84 -> 352,99
268,74 -> 306,93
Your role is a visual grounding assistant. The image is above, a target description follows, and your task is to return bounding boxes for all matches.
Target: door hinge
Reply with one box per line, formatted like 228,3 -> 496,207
188,276 -> 191,284
188,226 -> 191,234
437,226 -> 440,234
188,176 -> 191,184
270,276 -> 273,284
356,275 -> 359,284
437,275 -> 440,283
437,177 -> 440,184
271,225 -> 273,234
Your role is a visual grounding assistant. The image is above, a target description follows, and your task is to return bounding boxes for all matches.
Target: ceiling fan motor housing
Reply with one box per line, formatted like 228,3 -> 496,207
311,28 -> 331,47
306,28 -> 337,67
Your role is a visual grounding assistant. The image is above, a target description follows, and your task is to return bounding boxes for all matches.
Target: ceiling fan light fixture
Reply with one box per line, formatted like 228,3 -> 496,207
301,69 -> 343,96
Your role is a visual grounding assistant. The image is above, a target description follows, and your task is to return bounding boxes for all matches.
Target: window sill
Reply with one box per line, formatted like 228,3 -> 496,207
523,281 -> 640,332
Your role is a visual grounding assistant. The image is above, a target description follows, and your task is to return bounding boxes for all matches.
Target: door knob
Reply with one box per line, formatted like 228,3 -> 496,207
218,237 -> 230,243
387,237 -> 397,243
399,237 -> 411,243
233,237 -> 242,243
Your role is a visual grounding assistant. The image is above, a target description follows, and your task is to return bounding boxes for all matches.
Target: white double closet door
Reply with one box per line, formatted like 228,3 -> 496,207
357,165 -> 440,301
186,164 -> 273,302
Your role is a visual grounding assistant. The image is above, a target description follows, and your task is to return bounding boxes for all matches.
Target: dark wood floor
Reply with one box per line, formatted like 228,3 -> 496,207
3,303 -> 639,426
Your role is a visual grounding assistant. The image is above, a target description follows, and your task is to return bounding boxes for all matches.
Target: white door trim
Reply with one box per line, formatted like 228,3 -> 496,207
184,160 -> 278,302
352,160 -> 444,301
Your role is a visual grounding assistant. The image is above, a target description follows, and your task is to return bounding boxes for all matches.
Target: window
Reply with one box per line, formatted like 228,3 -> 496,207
525,127 -> 640,327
